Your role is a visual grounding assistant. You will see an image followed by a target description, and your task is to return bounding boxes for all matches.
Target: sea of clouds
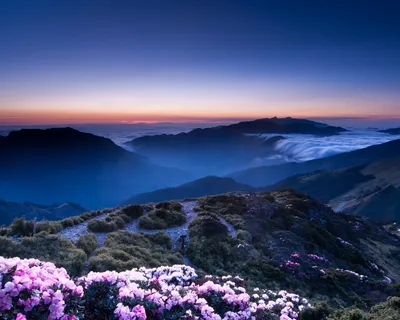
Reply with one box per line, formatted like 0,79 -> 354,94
255,130 -> 400,164
1,124 -> 400,166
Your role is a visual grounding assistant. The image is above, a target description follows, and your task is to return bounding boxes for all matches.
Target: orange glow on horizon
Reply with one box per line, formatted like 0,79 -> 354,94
1,108 -> 399,126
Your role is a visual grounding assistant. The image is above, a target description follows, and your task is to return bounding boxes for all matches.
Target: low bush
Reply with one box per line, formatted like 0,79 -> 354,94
120,204 -> 144,218
138,206 -> 186,230
10,217 -> 34,236
88,231 -> 181,272
155,201 -> 182,211
79,212 -> 92,220
76,233 -> 98,254
0,234 -> 86,276
87,219 -> 119,233
118,213 -> 131,223
0,258 -> 314,320
61,218 -> 74,227
35,221 -> 63,234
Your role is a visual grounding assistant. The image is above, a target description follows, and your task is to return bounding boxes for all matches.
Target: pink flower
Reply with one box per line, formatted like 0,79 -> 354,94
132,304 -> 147,320
16,313 -> 27,320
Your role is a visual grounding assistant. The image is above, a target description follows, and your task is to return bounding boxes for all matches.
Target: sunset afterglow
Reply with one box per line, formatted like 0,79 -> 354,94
1,1 -> 399,125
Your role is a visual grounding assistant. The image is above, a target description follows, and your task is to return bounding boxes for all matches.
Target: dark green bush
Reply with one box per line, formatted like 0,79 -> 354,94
72,216 -> 84,225
119,214 -> 131,223
138,207 -> 186,230
88,231 -> 182,272
76,233 -> 98,254
138,215 -> 167,229
0,234 -> 86,276
120,204 -> 144,218
61,218 -> 74,228
113,217 -> 126,229
10,217 -> 34,236
155,201 -> 182,211
79,212 -> 92,221
87,219 -> 119,233
36,221 -> 63,234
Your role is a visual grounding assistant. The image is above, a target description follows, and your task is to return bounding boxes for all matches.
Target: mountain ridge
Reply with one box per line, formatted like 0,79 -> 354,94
0,127 -> 192,208
230,138 -> 400,186
122,176 -> 256,204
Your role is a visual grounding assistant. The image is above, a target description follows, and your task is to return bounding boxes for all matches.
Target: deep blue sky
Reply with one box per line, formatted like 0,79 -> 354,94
1,0 -> 399,125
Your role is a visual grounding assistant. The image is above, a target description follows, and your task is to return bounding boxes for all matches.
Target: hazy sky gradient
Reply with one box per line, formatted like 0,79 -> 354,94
1,0 -> 399,125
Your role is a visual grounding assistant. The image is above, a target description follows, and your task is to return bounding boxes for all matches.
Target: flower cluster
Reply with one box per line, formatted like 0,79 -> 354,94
337,237 -> 353,247
335,268 -> 367,281
351,221 -> 363,230
1,257 -> 313,319
0,257 -> 83,320
307,254 -> 328,263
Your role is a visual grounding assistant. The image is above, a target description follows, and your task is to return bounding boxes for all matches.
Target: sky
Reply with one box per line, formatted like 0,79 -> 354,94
0,0 -> 400,126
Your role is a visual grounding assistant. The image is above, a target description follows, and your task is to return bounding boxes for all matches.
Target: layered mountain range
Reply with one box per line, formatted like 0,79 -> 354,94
124,117 -> 346,175
0,200 -> 87,226
0,127 -> 191,208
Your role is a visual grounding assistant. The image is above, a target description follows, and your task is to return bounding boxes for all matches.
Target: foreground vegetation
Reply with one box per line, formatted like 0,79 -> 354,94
0,190 -> 399,318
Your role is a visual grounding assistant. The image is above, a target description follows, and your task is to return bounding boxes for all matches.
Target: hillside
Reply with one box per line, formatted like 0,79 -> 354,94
0,200 -> 87,226
1,189 -> 399,314
124,117 -> 345,176
267,158 -> 400,222
122,176 -> 255,204
379,127 -> 400,135
231,139 -> 400,186
0,128 -> 192,208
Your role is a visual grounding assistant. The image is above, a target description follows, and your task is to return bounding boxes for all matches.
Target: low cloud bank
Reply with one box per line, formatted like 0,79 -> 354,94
271,131 -> 400,162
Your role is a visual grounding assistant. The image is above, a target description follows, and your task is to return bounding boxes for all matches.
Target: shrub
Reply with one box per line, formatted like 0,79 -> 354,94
120,204 -> 144,218
87,219 -> 119,233
10,217 -> 33,236
0,258 -> 313,320
35,221 -> 63,234
138,215 -> 167,229
138,207 -> 186,230
88,231 -> 181,272
76,233 -> 98,254
155,201 -> 182,211
79,212 -> 92,220
0,227 -> 9,236
0,234 -> 86,276
188,213 -> 228,238
72,216 -> 84,225
113,216 -> 126,229
236,229 -> 252,243
119,214 -> 131,223
61,218 -> 74,227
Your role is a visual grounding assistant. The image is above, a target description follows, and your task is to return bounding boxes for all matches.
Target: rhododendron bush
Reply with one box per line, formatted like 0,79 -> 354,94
0,257 -> 312,319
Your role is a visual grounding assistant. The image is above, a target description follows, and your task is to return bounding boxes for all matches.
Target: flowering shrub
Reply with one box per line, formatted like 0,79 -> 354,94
1,257 -> 312,319
0,257 -> 84,320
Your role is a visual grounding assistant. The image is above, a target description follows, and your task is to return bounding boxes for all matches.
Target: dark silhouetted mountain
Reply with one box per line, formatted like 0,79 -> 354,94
124,117 -> 345,176
266,158 -> 400,222
0,200 -> 87,226
379,127 -> 400,135
0,128 -> 192,208
230,139 -> 400,187
122,176 -> 255,204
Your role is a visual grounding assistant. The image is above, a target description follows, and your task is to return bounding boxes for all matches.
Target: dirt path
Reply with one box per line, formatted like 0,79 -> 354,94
124,200 -> 198,248
59,200 -> 237,270
58,212 -> 110,243
218,216 -> 237,238
58,201 -> 199,248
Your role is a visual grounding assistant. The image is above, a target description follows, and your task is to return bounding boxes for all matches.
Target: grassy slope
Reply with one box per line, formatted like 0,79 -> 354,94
0,190 -> 399,312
